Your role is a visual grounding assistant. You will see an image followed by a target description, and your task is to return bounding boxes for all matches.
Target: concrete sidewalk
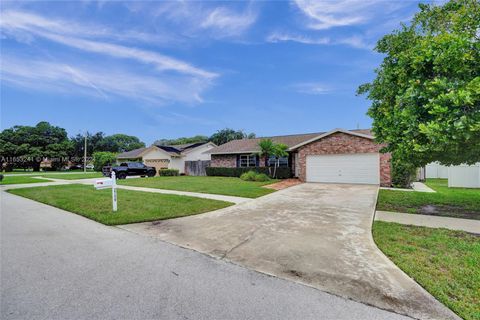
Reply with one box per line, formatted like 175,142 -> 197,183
115,185 -> 251,204
375,211 -> 480,234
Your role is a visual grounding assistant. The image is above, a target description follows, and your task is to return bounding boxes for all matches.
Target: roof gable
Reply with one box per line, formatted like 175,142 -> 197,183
289,128 -> 374,150
207,129 -> 373,155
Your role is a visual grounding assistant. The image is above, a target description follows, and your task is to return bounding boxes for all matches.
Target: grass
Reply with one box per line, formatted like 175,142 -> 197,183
118,176 -> 277,198
0,175 -> 53,185
373,221 -> 480,320
1,169 -> 95,175
0,172 -> 103,185
377,178 -> 480,220
41,172 -> 103,180
8,184 -> 232,225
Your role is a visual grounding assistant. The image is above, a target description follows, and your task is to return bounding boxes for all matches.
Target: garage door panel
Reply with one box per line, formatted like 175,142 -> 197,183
306,153 -> 379,184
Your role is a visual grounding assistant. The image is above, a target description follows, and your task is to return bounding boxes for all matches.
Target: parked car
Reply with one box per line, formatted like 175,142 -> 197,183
102,162 -> 156,179
85,164 -> 94,170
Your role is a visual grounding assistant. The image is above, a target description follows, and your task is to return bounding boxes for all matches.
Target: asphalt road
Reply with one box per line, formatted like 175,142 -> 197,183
0,191 -> 410,320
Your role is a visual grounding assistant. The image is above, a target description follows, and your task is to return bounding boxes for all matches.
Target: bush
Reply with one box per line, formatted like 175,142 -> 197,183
207,167 -> 291,179
240,171 -> 257,181
391,158 -> 416,188
254,173 -> 270,182
93,152 -> 117,171
158,169 -> 179,176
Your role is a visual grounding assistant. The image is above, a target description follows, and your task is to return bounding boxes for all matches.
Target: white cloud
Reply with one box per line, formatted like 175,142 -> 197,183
200,7 -> 257,38
266,32 -> 373,50
0,10 -> 219,104
0,10 -> 216,79
293,0 -> 406,30
291,82 -> 332,95
0,56 -> 211,104
0,10 -> 172,45
149,2 -> 257,39
267,32 -> 330,45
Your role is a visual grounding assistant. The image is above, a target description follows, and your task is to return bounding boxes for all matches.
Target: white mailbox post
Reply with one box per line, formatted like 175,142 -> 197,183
94,171 -> 118,212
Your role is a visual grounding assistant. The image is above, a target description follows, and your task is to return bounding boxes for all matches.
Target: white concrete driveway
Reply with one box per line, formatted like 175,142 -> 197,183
122,183 -> 459,320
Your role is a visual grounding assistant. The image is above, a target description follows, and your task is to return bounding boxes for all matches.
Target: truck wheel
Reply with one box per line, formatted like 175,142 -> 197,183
147,171 -> 155,177
117,172 -> 127,179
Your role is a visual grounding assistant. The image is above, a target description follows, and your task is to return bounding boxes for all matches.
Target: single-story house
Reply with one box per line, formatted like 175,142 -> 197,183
207,128 -> 392,186
117,142 -> 216,175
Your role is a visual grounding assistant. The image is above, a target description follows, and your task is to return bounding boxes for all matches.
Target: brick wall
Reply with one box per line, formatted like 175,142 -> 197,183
297,132 -> 391,186
211,154 -> 237,167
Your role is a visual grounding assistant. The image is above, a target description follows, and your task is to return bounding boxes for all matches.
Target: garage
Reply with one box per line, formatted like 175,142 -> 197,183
306,153 -> 380,184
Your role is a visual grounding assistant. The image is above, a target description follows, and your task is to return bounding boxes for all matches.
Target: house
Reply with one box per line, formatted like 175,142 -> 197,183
207,128 -> 392,186
117,142 -> 216,175
426,162 -> 480,188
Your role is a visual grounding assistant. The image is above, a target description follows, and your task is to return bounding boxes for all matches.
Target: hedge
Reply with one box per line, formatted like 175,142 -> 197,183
158,169 -> 179,176
206,167 -> 291,179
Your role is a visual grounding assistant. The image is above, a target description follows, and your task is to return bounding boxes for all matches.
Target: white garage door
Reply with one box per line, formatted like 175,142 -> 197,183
306,153 -> 380,184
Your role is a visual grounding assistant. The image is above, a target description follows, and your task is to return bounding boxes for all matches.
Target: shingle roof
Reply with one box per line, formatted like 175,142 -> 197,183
207,129 -> 373,154
117,147 -> 147,159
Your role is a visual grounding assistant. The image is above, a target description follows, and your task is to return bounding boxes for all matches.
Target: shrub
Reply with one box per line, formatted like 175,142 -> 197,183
240,171 -> 257,181
254,173 -> 270,182
93,152 -> 117,171
206,167 -> 291,179
391,158 -> 416,188
158,169 -> 179,176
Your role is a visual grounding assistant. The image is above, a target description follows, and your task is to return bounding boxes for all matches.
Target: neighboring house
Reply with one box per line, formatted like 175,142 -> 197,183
426,162 -> 480,188
117,142 -> 216,175
207,128 -> 392,186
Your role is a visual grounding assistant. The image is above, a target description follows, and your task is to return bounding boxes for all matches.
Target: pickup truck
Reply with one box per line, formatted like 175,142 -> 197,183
102,162 -> 156,179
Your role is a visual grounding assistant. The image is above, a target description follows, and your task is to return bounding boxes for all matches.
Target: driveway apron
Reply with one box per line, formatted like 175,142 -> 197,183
120,183 -> 459,320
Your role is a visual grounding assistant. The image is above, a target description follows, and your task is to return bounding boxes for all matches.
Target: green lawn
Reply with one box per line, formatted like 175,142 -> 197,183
118,176 -> 277,198
377,179 -> 480,220
41,172 -> 103,180
0,176 -> 53,185
8,184 -> 232,225
0,172 -> 103,185
373,221 -> 479,320
1,169 -> 95,175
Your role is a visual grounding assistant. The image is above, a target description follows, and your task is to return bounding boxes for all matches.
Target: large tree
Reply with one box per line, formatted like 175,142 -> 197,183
0,122 -> 73,171
154,135 -> 208,146
70,131 -> 106,162
209,128 -> 256,146
358,0 -> 480,168
95,134 -> 145,153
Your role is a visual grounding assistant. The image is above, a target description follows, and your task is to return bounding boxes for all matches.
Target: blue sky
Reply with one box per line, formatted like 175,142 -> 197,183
1,0 -> 434,144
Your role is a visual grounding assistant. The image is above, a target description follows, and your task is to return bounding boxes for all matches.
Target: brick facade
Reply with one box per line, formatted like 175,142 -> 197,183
211,154 -> 237,167
296,132 -> 391,186
210,132 -> 391,186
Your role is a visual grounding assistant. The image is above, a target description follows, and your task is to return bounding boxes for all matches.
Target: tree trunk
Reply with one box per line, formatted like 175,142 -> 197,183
32,162 -> 41,172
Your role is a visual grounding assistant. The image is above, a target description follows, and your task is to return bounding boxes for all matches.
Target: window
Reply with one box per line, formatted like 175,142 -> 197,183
268,156 -> 289,167
239,154 -> 257,167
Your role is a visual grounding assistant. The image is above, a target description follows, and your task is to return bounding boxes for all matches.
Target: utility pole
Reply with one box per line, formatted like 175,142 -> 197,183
84,132 -> 87,173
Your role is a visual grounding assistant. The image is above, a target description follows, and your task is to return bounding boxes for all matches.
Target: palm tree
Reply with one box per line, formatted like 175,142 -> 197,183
258,139 -> 275,176
272,143 -> 288,179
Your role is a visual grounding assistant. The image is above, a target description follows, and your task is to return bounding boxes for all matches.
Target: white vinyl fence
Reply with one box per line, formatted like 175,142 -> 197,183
448,164 -> 480,188
425,162 -> 449,179
425,162 -> 480,188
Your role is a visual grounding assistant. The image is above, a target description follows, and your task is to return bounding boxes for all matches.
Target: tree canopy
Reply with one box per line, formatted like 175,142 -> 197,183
0,122 -> 73,171
209,128 -> 256,146
95,134 -> 145,153
154,135 -> 208,146
358,0 -> 480,167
